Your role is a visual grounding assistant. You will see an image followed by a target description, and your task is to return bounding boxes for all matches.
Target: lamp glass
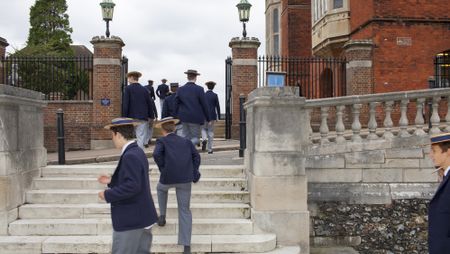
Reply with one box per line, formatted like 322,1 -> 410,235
100,0 -> 115,21
237,0 -> 251,22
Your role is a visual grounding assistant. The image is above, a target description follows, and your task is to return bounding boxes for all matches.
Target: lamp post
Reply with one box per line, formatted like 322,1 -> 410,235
100,0 -> 115,38
236,0 -> 252,38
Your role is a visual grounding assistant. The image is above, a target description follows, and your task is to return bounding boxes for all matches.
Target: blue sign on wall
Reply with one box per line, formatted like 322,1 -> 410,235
101,98 -> 111,106
266,71 -> 286,87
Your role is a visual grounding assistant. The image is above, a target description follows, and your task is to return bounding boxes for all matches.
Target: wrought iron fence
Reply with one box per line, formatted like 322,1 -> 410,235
258,56 -> 347,99
1,56 -> 93,100
434,51 -> 450,88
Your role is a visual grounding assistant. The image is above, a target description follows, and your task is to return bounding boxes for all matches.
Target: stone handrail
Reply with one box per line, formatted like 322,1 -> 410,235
305,88 -> 450,144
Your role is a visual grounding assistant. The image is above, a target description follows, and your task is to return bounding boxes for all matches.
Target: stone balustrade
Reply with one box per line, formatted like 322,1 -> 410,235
305,88 -> 450,144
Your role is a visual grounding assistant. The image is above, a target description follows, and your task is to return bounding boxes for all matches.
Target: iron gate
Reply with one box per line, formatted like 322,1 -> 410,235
120,56 -> 128,115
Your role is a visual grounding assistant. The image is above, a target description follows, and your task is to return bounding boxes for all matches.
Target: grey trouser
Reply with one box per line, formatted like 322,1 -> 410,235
157,182 -> 192,246
135,121 -> 149,149
159,99 -> 165,116
179,122 -> 201,146
112,227 -> 153,254
201,121 -> 215,152
145,118 -> 154,145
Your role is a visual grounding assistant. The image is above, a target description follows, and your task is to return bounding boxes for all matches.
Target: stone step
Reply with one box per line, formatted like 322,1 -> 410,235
311,247 -> 358,254
42,164 -> 245,178
26,189 -> 250,204
0,234 -> 276,253
19,203 -> 250,219
32,177 -> 247,191
8,218 -> 254,236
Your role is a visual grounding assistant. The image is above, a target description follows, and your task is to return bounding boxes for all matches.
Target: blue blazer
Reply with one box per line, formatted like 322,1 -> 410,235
104,142 -> 158,232
156,84 -> 170,99
428,173 -> 450,253
205,90 -> 221,121
144,85 -> 155,100
175,82 -> 210,124
122,83 -> 155,121
153,133 -> 201,185
161,93 -> 177,119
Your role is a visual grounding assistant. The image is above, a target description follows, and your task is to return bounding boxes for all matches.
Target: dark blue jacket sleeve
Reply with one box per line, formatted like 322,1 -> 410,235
162,100 -> 169,118
153,139 -> 165,172
190,141 -> 201,182
146,93 -> 154,119
198,88 -> 211,122
122,87 -> 130,117
104,153 -> 142,203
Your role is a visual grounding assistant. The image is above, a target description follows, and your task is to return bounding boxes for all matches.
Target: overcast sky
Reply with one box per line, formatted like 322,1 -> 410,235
0,0 -> 266,109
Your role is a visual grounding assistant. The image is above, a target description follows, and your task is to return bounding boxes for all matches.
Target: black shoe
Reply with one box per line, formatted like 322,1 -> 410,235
201,140 -> 207,151
208,151 -> 213,154
183,246 -> 191,254
157,215 -> 166,227
144,144 -> 149,148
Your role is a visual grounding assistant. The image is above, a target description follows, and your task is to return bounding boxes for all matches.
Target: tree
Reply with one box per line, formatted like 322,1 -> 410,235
22,0 -> 73,56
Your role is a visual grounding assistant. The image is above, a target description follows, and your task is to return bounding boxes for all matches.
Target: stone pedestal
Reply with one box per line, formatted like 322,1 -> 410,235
343,39 -> 374,95
90,36 -> 125,149
0,37 -> 9,84
229,37 -> 260,139
245,87 -> 310,253
0,85 -> 47,235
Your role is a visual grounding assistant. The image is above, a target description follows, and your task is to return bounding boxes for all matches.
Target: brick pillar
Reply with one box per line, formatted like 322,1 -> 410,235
343,39 -> 374,95
0,37 -> 9,84
229,37 -> 261,139
90,36 -> 125,149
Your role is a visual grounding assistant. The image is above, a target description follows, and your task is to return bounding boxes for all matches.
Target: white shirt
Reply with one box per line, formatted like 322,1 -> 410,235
445,166 -> 450,177
121,140 -> 135,155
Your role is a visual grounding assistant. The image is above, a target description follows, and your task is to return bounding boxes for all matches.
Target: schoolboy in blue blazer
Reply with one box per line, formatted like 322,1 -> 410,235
201,81 -> 221,154
153,117 -> 201,254
428,133 -> 450,253
98,117 -> 158,254
175,69 -> 210,145
122,71 -> 156,149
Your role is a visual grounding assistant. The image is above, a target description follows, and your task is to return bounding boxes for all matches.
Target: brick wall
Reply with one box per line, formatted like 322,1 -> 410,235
280,0 -> 312,57
44,101 -> 93,152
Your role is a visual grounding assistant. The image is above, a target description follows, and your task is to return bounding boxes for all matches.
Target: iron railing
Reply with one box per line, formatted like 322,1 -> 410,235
258,56 -> 347,99
434,51 -> 450,88
1,56 -> 93,100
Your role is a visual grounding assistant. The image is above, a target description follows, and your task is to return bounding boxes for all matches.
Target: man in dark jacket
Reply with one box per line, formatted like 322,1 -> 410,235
201,81 -> 221,154
175,70 -> 210,145
428,132 -> 450,253
153,117 -> 201,254
122,71 -> 156,149
144,80 -> 158,147
98,117 -> 158,254
162,83 -> 183,134
156,78 -> 170,115
145,80 -> 156,101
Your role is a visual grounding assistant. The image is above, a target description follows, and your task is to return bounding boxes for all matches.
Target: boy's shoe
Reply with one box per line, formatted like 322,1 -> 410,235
208,150 -> 213,154
183,246 -> 191,254
201,140 -> 207,151
157,215 -> 166,227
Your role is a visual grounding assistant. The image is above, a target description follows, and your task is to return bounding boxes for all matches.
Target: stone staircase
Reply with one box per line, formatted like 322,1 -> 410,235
0,163 -> 295,254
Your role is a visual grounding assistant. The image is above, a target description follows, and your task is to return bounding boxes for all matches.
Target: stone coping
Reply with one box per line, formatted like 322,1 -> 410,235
0,84 -> 45,101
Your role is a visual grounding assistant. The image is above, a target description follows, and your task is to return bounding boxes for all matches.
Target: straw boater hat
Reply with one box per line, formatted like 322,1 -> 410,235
126,71 -> 142,78
104,117 -> 139,130
161,78 -> 168,82
155,117 -> 180,128
184,69 -> 200,76
430,133 -> 450,144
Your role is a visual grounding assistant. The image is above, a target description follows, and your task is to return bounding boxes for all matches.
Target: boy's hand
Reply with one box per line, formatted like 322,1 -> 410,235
98,190 -> 106,200
98,175 -> 111,184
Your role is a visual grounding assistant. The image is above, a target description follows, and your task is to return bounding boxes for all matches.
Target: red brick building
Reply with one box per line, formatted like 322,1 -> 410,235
266,0 -> 450,95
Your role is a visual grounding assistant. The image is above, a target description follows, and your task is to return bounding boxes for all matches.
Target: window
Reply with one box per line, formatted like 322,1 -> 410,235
273,8 -> 280,55
334,0 -> 343,9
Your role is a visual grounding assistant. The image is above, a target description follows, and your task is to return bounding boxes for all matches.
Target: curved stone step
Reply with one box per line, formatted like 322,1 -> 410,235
26,189 -> 250,204
8,218 -> 253,236
41,164 -> 245,178
0,234 -> 277,253
32,177 -> 247,191
19,203 -> 251,219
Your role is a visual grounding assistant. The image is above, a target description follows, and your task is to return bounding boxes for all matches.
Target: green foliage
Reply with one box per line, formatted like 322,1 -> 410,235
25,0 -> 73,56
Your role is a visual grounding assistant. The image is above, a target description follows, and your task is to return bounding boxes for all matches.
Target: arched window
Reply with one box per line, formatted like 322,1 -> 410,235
435,50 -> 450,88
320,68 -> 333,98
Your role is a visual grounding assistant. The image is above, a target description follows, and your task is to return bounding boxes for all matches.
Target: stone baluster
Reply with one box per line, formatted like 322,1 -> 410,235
414,98 -> 426,136
446,95 -> 450,132
430,96 -> 441,135
351,104 -> 362,142
383,101 -> 394,139
335,105 -> 346,144
398,99 -> 410,137
320,107 -> 330,144
367,102 -> 378,140
306,108 -> 313,143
